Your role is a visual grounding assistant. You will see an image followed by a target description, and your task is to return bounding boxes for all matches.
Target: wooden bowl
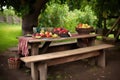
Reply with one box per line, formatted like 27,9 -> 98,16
76,27 -> 94,34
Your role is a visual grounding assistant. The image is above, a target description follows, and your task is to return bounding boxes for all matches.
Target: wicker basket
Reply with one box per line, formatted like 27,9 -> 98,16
8,58 -> 20,69
76,27 -> 94,34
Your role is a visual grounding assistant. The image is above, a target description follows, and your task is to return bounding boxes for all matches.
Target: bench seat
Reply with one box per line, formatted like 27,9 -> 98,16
20,44 -> 114,80
21,44 -> 113,63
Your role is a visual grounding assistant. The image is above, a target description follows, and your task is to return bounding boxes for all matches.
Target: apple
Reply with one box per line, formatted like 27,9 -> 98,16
53,28 -> 57,32
49,32 -> 52,36
78,23 -> 82,28
46,34 -> 51,38
35,33 -> 40,36
9,58 -> 15,61
40,32 -> 45,37
57,28 -> 62,31
58,31 -> 63,34
45,31 -> 49,35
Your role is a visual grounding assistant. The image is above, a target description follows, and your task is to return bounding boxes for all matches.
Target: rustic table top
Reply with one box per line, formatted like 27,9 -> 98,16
27,33 -> 100,43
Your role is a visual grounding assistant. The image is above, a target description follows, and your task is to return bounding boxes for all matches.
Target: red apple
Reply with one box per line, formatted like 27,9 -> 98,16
35,33 -> 40,36
57,28 -> 62,31
46,34 -> 51,38
40,33 -> 45,37
78,23 -> 83,28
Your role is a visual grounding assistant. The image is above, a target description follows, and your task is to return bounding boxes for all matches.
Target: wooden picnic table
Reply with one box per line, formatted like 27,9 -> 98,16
26,33 -> 100,56
20,33 -> 114,80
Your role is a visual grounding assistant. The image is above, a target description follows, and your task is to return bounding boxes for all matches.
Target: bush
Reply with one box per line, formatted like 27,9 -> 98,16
76,5 -> 97,27
38,3 -> 97,32
39,3 -> 69,28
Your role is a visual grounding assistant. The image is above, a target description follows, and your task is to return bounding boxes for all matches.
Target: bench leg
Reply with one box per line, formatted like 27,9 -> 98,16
38,63 -> 47,80
97,50 -> 106,68
31,63 -> 38,80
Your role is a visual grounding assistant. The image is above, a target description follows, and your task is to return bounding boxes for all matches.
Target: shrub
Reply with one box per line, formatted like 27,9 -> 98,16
39,3 -> 69,28
38,3 -> 97,32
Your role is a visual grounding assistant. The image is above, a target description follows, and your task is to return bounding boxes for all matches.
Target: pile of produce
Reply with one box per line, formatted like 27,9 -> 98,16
76,23 -> 93,34
33,27 -> 70,38
76,23 -> 91,28
52,27 -> 70,37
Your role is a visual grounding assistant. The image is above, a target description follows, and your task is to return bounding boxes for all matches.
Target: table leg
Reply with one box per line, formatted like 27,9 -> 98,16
30,42 -> 41,55
97,50 -> 106,68
87,37 -> 96,46
77,39 -> 88,47
40,41 -> 51,54
29,42 -> 41,80
77,37 -> 96,47
38,63 -> 47,80
31,62 -> 38,80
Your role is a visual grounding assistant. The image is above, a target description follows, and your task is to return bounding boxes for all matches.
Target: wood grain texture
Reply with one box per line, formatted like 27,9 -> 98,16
38,63 -> 47,80
20,44 -> 114,63
45,51 -> 100,66
31,63 -> 38,80
28,34 -> 100,43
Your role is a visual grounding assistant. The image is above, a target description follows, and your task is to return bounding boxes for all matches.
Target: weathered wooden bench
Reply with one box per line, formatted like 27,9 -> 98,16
20,44 -> 114,80
9,41 -> 77,52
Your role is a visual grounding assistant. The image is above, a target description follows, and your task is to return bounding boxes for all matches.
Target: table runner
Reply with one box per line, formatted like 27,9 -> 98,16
18,37 -> 33,56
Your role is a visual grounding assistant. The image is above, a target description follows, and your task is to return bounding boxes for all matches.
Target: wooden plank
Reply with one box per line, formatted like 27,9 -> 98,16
97,50 -> 106,68
115,27 -> 120,40
49,40 -> 76,47
105,16 -> 120,37
102,36 -> 116,41
45,51 -> 100,66
38,63 -> 47,80
21,44 -> 114,63
25,52 -> 100,68
31,63 -> 38,80
28,34 -> 100,43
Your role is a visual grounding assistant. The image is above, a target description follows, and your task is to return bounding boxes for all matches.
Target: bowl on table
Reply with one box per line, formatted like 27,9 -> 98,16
75,27 -> 94,34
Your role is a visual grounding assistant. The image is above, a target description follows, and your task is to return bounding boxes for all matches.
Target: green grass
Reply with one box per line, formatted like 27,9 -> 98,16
0,22 -> 22,53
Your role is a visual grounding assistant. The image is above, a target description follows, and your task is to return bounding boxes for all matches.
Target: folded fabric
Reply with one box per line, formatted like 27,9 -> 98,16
18,37 -> 33,56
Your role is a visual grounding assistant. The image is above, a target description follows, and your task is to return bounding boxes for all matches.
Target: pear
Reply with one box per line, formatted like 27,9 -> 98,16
52,34 -> 59,38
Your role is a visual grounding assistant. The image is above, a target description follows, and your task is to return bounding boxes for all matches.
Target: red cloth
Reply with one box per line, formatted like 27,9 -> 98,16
18,37 -> 33,56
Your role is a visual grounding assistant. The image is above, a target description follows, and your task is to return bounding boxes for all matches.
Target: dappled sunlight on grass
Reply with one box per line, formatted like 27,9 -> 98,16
0,23 -> 22,52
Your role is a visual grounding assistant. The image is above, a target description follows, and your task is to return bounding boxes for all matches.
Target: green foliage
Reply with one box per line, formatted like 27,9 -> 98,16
91,0 -> 120,28
0,0 -> 36,16
38,3 -> 97,32
0,23 -> 22,53
76,5 -> 97,26
0,8 -> 15,16
39,3 -> 69,27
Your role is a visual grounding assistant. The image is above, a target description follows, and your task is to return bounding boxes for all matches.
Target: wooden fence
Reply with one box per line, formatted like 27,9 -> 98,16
0,15 -> 21,24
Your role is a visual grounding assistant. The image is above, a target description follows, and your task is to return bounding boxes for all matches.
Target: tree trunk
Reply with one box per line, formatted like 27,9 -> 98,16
22,13 -> 38,35
22,0 -> 48,35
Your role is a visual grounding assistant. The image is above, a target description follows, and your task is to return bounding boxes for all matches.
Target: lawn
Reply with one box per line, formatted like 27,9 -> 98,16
0,22 -> 22,53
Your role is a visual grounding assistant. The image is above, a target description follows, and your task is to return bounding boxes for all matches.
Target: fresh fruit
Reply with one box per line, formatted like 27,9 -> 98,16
52,27 -> 69,35
35,36 -> 41,38
33,27 -> 70,38
76,23 -> 91,28
40,32 -> 45,37
49,32 -> 52,36
57,27 -> 62,31
35,33 -> 40,36
52,34 -> 59,38
45,31 -> 49,35
33,30 -> 55,38
78,23 -> 82,28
